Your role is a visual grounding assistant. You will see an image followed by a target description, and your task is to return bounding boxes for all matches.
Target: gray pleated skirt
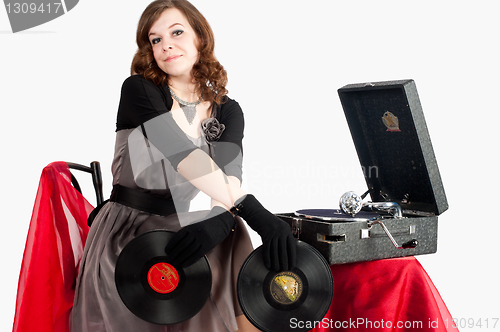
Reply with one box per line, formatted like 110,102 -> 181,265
70,200 -> 254,332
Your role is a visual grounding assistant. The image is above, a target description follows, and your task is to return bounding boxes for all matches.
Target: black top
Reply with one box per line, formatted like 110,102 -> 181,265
116,75 -> 244,181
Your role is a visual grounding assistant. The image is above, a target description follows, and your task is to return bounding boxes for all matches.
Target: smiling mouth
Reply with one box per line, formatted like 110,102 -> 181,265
166,55 -> 181,62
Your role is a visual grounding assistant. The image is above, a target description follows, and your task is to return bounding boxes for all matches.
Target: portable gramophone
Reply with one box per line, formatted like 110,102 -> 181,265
277,79 -> 448,264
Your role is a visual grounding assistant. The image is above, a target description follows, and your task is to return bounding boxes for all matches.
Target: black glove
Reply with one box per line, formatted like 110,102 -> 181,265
165,206 -> 235,268
234,194 -> 297,271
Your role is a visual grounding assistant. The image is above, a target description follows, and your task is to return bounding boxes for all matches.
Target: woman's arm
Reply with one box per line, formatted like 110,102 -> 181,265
210,176 -> 241,210
176,149 -> 246,209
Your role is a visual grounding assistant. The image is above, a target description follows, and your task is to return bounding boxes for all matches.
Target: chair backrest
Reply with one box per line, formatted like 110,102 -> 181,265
67,161 -> 104,205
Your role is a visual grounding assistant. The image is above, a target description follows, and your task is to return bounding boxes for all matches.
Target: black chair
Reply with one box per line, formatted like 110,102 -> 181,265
67,161 -> 104,206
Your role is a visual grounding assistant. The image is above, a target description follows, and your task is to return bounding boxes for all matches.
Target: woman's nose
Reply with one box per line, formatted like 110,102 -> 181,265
162,39 -> 173,52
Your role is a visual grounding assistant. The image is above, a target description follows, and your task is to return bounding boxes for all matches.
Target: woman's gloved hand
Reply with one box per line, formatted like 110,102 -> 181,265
165,206 -> 235,268
234,194 -> 297,272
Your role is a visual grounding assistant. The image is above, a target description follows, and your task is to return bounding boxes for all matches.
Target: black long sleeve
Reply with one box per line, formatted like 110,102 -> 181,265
115,74 -> 244,179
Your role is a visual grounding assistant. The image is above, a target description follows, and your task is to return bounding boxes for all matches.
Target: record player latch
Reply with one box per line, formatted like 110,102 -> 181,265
291,217 -> 302,239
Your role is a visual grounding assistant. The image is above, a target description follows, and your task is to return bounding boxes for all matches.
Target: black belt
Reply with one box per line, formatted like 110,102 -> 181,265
88,185 -> 188,227
110,184 -> 184,217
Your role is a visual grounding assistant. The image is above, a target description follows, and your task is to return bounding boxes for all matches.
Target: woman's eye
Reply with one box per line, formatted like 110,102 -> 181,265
172,29 -> 184,37
151,37 -> 161,45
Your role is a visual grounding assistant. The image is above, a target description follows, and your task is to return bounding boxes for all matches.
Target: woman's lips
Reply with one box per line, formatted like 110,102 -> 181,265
166,55 -> 181,62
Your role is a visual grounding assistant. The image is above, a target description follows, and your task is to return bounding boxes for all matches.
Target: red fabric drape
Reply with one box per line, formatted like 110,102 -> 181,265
310,257 -> 459,332
13,162 -> 93,332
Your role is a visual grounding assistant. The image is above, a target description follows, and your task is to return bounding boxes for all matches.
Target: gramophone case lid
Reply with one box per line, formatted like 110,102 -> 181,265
337,79 -> 448,216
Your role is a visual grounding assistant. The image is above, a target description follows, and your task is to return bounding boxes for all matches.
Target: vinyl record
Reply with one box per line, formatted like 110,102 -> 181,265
237,241 -> 333,332
115,230 -> 212,325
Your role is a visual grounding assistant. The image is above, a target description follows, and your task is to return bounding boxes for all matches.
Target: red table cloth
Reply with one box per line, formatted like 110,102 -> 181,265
309,257 -> 459,331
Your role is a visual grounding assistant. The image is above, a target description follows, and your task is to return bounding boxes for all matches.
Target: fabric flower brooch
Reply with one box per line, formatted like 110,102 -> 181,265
201,117 -> 225,143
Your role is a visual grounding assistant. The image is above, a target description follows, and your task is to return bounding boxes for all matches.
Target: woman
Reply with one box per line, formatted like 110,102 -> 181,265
71,1 -> 296,331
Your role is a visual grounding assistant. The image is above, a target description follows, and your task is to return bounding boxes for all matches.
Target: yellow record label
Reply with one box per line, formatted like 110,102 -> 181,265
270,271 -> 303,305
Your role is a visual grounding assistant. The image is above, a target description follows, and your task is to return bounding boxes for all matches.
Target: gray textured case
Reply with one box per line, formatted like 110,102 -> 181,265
277,79 -> 448,265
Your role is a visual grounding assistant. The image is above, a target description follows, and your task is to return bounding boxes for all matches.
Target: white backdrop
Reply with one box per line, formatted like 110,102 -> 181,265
1,0 -> 499,330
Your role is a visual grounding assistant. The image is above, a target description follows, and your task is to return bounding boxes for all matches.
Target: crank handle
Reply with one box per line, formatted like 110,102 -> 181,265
368,219 -> 418,249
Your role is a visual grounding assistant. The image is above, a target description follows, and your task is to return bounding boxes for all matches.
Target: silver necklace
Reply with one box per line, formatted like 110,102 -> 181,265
168,87 -> 203,125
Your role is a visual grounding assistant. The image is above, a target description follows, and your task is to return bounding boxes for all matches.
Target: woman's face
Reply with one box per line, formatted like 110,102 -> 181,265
149,8 -> 199,81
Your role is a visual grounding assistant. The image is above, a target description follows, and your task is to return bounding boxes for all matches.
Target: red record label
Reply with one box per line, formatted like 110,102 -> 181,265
147,262 -> 179,294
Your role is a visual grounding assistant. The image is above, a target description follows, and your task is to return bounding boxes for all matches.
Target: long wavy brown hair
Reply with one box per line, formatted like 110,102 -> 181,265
131,0 -> 228,105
